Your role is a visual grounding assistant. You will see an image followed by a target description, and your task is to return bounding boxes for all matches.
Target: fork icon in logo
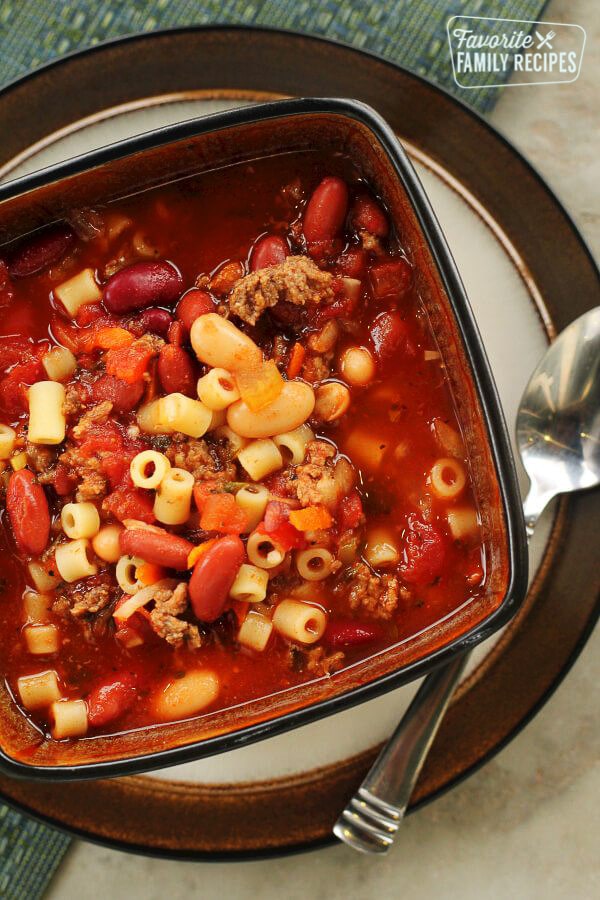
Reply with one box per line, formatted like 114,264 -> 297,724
536,29 -> 557,48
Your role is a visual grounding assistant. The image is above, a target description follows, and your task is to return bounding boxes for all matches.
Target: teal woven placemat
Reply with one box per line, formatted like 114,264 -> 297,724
0,1 -> 546,897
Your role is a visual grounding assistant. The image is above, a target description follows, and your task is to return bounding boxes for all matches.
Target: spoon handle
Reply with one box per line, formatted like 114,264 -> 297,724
333,652 -> 469,853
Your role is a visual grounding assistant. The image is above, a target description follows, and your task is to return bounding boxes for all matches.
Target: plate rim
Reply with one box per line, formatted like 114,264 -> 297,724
0,24 -> 597,859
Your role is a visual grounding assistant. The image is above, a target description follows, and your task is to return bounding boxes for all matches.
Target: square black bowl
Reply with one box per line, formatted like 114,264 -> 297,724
0,97 -> 527,780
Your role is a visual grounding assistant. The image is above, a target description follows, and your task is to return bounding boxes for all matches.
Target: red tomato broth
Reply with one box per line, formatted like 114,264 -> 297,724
0,149 -> 486,753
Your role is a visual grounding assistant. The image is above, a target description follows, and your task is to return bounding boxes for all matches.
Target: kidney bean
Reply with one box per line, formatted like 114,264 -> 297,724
120,527 -> 194,571
189,535 -> 245,622
167,320 -> 185,346
325,619 -> 384,650
176,289 -> 215,333
87,671 -> 139,728
91,373 -> 144,413
130,307 -> 174,337
250,235 -> 289,271
303,177 -> 349,243
370,311 -> 409,361
7,224 -> 75,278
335,248 -> 367,279
369,258 -> 412,301
350,194 -> 389,237
6,469 -> 50,555
103,260 -> 183,314
157,344 -> 195,396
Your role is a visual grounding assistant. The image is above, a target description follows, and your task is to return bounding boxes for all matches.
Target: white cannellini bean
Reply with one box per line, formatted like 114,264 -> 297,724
154,670 -> 220,722
227,381 -> 315,438
190,313 -> 262,372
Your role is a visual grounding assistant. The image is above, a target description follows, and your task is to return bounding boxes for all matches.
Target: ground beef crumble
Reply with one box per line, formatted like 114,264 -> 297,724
344,562 -> 400,621
286,644 -> 344,676
165,434 -> 237,482
295,440 -> 339,508
58,445 -> 107,502
150,583 -> 201,649
63,383 -> 85,417
305,646 -> 345,676
25,442 -> 57,476
54,579 -> 114,619
228,255 -> 334,325
71,401 -> 113,440
301,352 -> 332,384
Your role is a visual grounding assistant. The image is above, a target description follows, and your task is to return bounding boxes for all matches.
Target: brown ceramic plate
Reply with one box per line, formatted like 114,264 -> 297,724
0,27 -> 597,858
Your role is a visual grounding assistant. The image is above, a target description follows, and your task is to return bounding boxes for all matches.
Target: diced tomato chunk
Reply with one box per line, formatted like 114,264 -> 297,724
400,516 -> 446,585
338,492 -> 364,531
200,493 -> 248,535
335,248 -> 368,279
78,422 -> 123,457
369,259 -> 412,301
259,501 -> 306,551
0,352 -> 45,417
104,489 -> 155,524
193,480 -> 222,512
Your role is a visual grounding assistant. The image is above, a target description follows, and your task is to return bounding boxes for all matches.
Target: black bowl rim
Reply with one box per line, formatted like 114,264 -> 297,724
0,96 -> 528,780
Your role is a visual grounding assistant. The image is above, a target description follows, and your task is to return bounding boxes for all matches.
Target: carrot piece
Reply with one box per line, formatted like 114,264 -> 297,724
235,360 -> 284,412
287,342 -> 306,379
288,505 -> 333,531
105,344 -> 154,384
135,562 -> 166,586
93,327 -> 134,350
200,493 -> 249,534
187,539 -> 217,569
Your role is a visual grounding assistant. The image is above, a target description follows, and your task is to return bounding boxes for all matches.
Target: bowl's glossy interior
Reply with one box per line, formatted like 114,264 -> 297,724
0,100 -> 523,775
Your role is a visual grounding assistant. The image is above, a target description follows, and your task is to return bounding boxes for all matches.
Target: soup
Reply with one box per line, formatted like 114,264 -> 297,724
0,150 -> 484,744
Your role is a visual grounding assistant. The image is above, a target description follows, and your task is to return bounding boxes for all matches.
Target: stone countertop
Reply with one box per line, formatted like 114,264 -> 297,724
48,1 -> 599,896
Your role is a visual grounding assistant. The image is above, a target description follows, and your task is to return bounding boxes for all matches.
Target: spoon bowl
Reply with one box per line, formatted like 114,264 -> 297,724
517,307 -> 600,535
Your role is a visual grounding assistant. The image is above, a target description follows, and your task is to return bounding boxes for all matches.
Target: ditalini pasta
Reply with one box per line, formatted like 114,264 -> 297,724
24,624 -> 60,655
273,424 -> 315,465
130,450 -> 171,489
153,468 -> 194,524
0,148 -> 487,752
197,367 -> 240,410
54,267 -> 102,317
160,393 -> 212,438
49,699 -> 88,739
234,485 -> 269,531
237,438 -> 283,481
272,600 -> 327,645
17,670 -> 62,710
229,564 -> 269,603
237,608 -> 273,651
42,346 -> 77,382
0,424 -> 16,458
61,502 -> 101,540
27,381 -> 66,445
55,539 -> 98,583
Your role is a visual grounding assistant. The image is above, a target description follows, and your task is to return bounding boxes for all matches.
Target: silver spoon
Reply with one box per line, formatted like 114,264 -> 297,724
334,306 -> 600,854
